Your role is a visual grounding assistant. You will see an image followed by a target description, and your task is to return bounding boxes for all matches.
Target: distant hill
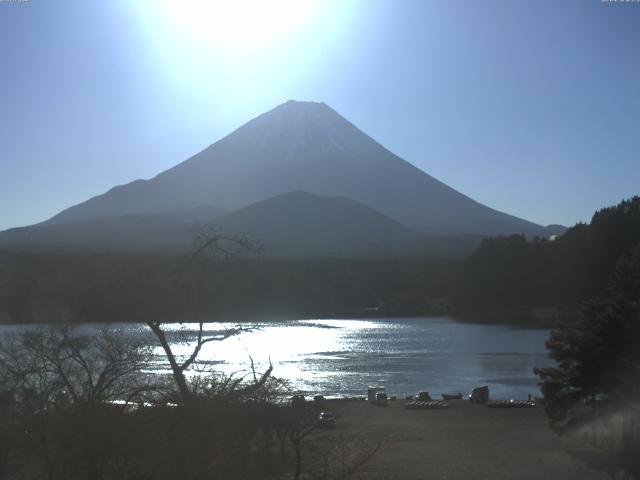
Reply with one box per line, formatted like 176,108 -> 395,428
213,191 -> 425,257
1,100 -> 565,255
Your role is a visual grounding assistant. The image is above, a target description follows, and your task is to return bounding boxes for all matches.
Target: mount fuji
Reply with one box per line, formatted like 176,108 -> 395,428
0,100 -> 564,256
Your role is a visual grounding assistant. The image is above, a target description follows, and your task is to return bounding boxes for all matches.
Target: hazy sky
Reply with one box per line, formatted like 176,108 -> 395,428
1,0 -> 639,231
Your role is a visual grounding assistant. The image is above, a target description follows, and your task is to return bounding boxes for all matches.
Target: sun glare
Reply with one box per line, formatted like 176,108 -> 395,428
128,0 -> 354,111
162,0 -> 319,53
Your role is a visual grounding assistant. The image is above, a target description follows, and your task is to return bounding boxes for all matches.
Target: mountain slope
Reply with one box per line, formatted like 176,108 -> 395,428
214,191 -> 485,257
0,206 -> 225,253
0,192 -> 432,256
43,100 -> 561,237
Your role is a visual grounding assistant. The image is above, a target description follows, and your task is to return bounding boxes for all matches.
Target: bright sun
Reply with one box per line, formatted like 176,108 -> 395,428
161,0 -> 320,53
129,0 -> 353,103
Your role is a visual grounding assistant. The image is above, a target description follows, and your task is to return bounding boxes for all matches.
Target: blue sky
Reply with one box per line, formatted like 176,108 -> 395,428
1,0 -> 639,231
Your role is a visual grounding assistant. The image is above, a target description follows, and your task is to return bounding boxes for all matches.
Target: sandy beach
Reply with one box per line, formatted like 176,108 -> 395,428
310,399 -> 607,480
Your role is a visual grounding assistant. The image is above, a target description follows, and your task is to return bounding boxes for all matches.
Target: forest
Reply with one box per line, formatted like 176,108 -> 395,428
0,253 -> 457,325
453,197 -> 640,325
2,197 -> 639,328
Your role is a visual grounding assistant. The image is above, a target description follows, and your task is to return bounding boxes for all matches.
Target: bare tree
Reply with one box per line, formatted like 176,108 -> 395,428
0,326 -> 153,409
146,322 -> 261,402
145,228 -> 271,404
0,326 -> 155,480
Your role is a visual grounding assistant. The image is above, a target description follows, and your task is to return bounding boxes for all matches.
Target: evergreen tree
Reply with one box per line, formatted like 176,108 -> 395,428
535,244 -> 640,478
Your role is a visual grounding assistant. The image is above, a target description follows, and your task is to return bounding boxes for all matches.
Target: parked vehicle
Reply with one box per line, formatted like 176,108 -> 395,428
318,411 -> 336,428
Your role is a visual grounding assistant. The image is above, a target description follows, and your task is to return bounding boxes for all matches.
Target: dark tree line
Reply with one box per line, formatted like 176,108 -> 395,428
453,196 -> 640,325
0,254 -> 458,325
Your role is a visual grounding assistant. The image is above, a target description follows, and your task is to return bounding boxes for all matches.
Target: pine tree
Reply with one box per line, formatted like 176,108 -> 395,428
535,244 -> 640,478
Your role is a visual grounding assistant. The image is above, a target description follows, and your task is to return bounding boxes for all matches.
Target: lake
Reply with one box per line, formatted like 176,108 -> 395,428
3,317 -> 554,400
125,317 -> 552,400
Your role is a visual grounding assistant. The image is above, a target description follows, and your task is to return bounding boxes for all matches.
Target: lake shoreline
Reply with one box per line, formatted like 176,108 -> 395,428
0,312 -> 553,330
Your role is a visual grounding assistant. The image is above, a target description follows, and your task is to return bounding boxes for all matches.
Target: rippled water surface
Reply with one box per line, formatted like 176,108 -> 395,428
5,317 -> 554,400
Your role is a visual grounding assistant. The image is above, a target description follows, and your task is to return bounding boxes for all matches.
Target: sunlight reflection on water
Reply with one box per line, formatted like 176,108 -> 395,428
2,317 -> 551,400
147,317 -> 553,400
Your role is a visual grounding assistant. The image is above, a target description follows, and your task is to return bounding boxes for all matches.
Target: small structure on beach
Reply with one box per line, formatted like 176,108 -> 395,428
367,386 -> 386,402
368,386 -> 388,405
416,391 -> 432,401
469,386 -> 489,404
